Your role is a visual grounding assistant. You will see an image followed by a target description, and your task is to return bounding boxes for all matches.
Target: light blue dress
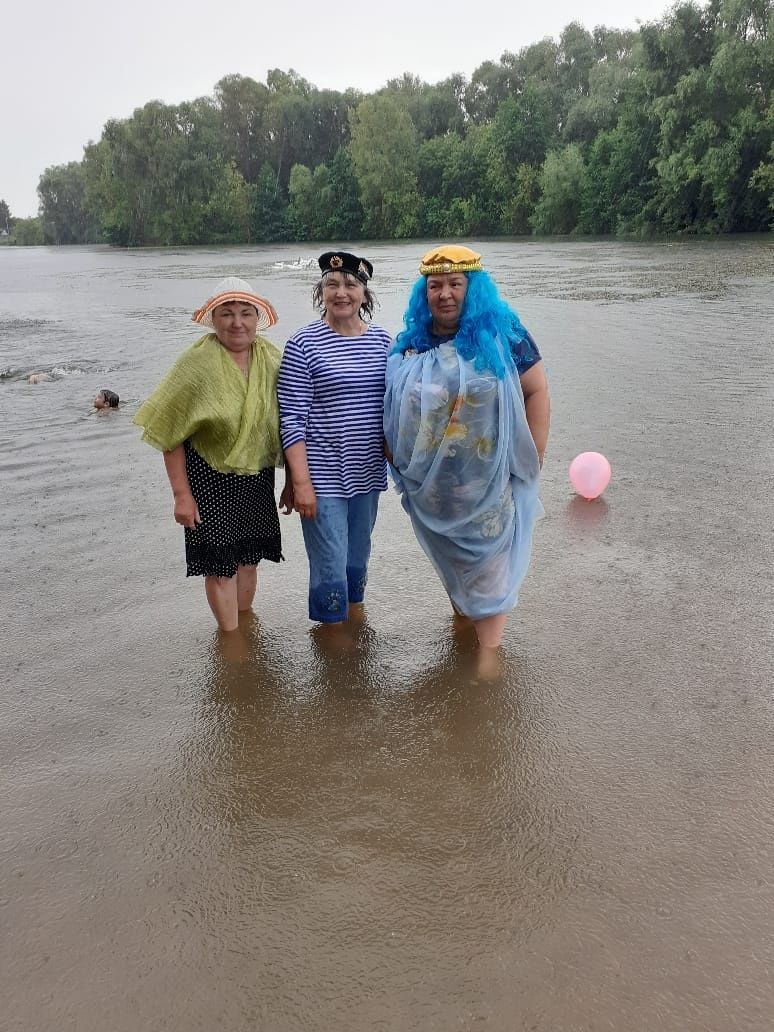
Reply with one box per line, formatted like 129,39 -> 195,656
384,338 -> 543,619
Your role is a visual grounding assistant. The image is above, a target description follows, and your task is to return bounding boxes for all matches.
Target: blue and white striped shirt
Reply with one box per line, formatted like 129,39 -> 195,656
277,320 -> 391,498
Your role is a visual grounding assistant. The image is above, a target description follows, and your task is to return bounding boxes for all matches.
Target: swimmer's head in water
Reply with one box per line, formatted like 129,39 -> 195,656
94,389 -> 119,409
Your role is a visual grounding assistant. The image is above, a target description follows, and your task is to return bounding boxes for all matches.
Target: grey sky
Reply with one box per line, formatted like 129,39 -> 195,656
2,0 -> 673,218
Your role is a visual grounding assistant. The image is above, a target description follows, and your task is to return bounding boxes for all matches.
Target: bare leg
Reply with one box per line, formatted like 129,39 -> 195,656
472,613 -> 508,648
236,564 -> 258,611
205,574 -> 239,632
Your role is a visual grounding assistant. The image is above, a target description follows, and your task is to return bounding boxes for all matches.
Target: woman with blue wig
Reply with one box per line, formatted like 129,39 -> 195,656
384,245 -> 550,649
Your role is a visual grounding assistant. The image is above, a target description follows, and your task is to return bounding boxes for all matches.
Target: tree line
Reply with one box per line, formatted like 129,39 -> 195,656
3,0 -> 772,246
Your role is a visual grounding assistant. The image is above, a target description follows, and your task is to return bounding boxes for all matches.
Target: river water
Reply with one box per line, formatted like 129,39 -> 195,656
2,237 -> 773,1031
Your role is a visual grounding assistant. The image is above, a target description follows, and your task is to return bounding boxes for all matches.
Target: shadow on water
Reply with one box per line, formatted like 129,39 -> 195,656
565,493 -> 610,527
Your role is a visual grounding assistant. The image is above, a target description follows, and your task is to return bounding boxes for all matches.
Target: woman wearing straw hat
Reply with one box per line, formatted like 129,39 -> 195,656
277,251 -> 391,627
134,277 -> 289,632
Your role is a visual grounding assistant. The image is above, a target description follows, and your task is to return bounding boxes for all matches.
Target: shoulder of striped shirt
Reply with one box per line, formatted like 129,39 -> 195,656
287,322 -> 392,346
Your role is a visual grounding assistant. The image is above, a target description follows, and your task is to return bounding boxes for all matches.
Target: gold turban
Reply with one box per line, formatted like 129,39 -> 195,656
419,245 -> 484,276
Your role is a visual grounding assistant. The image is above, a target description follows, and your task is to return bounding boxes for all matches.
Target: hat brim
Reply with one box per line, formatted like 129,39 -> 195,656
192,291 -> 278,331
419,259 -> 484,276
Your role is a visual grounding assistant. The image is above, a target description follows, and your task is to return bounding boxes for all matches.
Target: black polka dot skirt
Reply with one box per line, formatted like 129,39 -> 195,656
183,442 -> 283,578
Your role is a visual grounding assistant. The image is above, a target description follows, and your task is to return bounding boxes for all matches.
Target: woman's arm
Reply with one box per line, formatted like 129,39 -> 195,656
519,361 -> 551,467
163,445 -> 201,528
283,442 -> 317,519
277,336 -> 317,519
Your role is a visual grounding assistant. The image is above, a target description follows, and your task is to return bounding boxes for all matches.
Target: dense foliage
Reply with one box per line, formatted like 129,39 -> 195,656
5,0 -> 772,245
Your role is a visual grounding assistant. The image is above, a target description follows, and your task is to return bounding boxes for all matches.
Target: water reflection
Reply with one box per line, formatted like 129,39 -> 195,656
165,611 -> 582,967
565,494 -> 610,527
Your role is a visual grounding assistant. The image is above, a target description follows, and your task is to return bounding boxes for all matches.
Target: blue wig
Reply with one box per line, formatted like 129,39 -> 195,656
392,271 -> 530,380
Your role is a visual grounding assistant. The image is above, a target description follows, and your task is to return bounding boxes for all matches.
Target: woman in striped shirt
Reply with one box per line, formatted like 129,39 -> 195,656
277,251 -> 391,624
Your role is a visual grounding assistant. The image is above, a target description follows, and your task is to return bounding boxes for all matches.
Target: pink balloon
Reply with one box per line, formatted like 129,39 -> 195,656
569,451 -> 612,500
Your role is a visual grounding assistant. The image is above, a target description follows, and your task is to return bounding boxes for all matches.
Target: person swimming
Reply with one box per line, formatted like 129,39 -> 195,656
93,389 -> 119,409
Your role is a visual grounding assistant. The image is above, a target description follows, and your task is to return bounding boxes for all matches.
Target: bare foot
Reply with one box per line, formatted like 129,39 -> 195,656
311,620 -> 357,657
217,627 -> 250,663
475,646 -> 505,682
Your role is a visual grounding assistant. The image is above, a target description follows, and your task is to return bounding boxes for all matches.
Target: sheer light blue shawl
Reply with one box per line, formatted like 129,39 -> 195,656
384,339 -> 543,619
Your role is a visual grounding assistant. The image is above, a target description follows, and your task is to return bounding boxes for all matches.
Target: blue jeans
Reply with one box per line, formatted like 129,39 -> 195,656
301,491 -> 381,623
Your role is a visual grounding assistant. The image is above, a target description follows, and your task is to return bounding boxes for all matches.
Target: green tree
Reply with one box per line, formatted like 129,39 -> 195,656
381,73 -> 467,138
0,199 -> 10,234
502,164 -> 542,234
416,131 -> 502,235
531,144 -> 586,234
214,74 -> 272,183
558,22 -> 597,98
563,39 -> 638,147
205,162 -> 254,242
84,98 -> 229,245
263,68 -> 328,190
38,162 -> 100,244
252,162 -> 289,241
22,8 -> 772,245
10,217 -> 44,245
321,145 -> 365,239
490,83 -> 556,170
308,88 -> 360,165
649,0 -> 773,232
349,95 -> 420,237
287,163 -> 319,239
749,140 -> 774,225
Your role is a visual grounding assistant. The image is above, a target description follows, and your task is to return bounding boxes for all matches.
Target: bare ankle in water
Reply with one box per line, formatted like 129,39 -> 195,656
472,613 -> 508,649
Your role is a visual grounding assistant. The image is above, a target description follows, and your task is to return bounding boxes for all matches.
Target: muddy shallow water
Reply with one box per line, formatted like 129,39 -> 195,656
2,237 -> 773,1031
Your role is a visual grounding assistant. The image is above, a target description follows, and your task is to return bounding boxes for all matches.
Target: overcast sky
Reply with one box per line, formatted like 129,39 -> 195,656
2,0 -> 675,217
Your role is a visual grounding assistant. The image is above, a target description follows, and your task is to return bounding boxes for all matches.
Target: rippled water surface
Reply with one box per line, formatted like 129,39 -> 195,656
2,238 -> 773,1031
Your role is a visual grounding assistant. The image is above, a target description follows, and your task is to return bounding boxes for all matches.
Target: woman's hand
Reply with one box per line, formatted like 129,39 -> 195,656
173,491 -> 201,529
279,480 -> 295,516
292,478 -> 317,520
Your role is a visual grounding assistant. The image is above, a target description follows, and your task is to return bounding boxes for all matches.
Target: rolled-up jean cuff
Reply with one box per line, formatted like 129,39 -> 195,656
309,580 -> 349,623
346,565 -> 368,604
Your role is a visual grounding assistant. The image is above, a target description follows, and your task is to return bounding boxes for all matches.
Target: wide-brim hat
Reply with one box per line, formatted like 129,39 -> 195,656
419,245 -> 483,276
192,277 -> 278,331
318,251 -> 373,283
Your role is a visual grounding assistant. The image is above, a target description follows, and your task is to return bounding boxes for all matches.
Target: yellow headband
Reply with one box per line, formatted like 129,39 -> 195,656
419,245 -> 484,276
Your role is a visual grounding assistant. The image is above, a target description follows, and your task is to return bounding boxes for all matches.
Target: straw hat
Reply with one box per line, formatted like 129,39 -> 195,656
192,277 -> 278,331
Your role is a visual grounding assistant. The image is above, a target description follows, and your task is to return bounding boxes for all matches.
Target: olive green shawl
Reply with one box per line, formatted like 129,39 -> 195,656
134,334 -> 283,474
